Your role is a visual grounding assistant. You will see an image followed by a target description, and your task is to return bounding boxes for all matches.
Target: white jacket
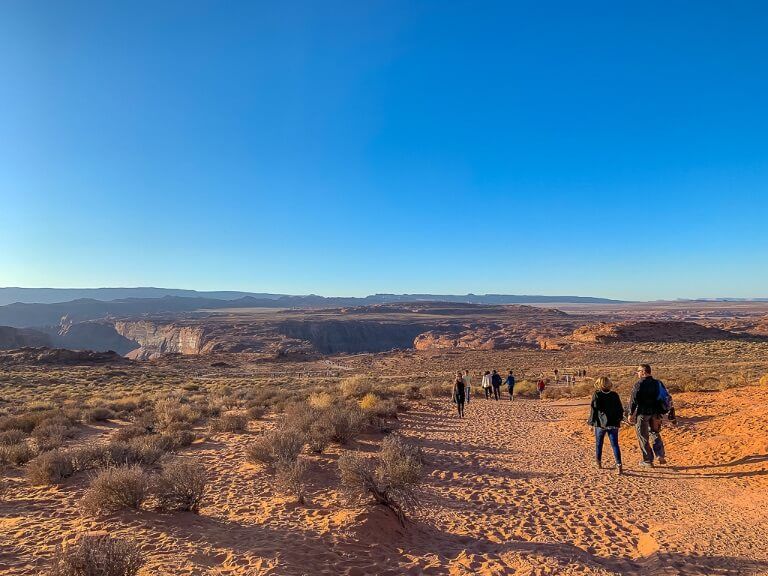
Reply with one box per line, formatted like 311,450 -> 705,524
481,374 -> 491,388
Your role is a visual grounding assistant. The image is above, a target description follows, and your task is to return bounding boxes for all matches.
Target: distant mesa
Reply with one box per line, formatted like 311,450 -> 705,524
0,347 -> 126,366
566,321 -> 753,346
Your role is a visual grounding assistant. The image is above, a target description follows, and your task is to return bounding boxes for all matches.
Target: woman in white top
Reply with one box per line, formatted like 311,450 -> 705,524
481,371 -> 492,399
462,370 -> 472,403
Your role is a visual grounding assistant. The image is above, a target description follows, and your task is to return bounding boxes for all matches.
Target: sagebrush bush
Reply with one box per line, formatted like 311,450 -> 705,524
340,375 -> 373,399
0,429 -> 28,446
27,449 -> 75,485
112,425 -> 151,443
154,398 -> 200,431
275,457 -> 308,505
325,404 -> 366,444
153,459 -> 207,513
48,533 -> 143,576
512,380 -> 540,398
32,423 -> 75,452
245,428 -> 305,468
308,392 -> 334,410
84,407 -> 115,424
81,466 -> 150,515
421,382 -> 445,398
760,373 -> 768,387
209,413 -> 248,433
338,435 -> 423,525
246,405 -> 266,420
0,441 -> 36,466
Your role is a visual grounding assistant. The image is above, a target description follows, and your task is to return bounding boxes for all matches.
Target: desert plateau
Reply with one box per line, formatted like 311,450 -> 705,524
2,295 -> 768,575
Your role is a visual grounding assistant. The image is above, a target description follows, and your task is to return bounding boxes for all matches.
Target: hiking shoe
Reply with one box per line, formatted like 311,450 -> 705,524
639,461 -> 654,468
658,457 -> 667,465
616,464 -> 623,475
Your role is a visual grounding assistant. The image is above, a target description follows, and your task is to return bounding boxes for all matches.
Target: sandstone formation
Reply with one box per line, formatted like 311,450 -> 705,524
570,321 -> 743,344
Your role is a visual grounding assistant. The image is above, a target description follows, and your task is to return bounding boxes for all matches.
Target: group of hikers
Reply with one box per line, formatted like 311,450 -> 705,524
451,369 -> 516,416
450,363 -> 676,474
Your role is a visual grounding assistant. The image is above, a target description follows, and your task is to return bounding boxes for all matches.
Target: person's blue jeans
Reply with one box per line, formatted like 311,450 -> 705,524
594,426 -> 622,466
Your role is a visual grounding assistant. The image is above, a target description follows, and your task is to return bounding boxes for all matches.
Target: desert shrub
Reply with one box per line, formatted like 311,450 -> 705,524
338,435 -> 423,525
340,375 -> 373,399
325,403 -> 366,444
48,533 -> 143,576
421,382 -> 445,398
0,413 -> 39,433
209,413 -> 248,433
32,423 -> 76,452
245,428 -> 305,468
154,398 -> 200,431
308,392 -> 334,410
359,393 -> 379,411
153,459 -> 207,513
0,477 -> 7,500
246,405 -> 266,420
513,380 -> 540,398
161,426 -> 196,450
403,385 -> 423,400
275,457 -> 308,505
112,425 -> 151,443
70,444 -> 110,472
759,373 -> 768,387
305,417 -> 335,453
360,394 -> 398,419
81,466 -> 150,515
0,429 -> 27,446
108,397 -> 141,415
84,407 -> 115,424
0,441 -> 36,466
27,449 -> 75,485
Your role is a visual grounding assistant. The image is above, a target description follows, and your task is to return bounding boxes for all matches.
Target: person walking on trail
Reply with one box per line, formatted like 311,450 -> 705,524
537,378 -> 546,399
491,370 -> 502,401
482,371 -> 492,399
505,370 -> 516,400
462,370 -> 472,404
588,377 -> 624,475
452,371 -> 466,418
629,364 -> 672,467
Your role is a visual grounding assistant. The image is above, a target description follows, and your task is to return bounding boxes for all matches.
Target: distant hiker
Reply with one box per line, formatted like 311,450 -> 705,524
491,370 -> 502,401
554,369 -> 559,383
505,370 -> 516,400
537,379 -> 546,399
482,371 -> 492,399
629,364 -> 671,467
462,370 -> 472,404
588,377 -> 624,474
452,371 -> 466,418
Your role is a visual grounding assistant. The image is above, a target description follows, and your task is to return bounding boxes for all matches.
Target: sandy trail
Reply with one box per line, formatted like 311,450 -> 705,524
3,390 -> 768,575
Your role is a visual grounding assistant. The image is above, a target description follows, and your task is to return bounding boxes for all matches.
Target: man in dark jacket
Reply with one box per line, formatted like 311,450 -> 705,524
491,370 -> 502,401
629,364 -> 667,467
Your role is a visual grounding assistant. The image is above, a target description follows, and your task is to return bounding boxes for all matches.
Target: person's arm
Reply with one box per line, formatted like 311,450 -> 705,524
629,380 -> 640,417
588,393 -> 598,425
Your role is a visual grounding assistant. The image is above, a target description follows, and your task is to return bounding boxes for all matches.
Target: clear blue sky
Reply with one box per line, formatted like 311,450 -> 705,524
1,1 -> 767,300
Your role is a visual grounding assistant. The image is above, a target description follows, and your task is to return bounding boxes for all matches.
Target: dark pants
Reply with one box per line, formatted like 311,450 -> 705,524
484,387 -> 492,399
492,385 -> 500,400
507,386 -> 514,400
594,427 -> 622,466
455,399 -> 465,418
636,414 -> 665,463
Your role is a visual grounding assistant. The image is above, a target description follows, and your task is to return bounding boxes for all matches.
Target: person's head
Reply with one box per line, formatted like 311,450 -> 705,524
637,364 -> 652,378
492,369 -> 497,374
485,370 -> 490,375
594,376 -> 613,392
463,370 -> 468,375
508,369 -> 513,375
456,371 -> 463,378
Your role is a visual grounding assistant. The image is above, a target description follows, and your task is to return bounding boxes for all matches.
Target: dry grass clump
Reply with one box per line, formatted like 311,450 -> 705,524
512,380 -> 540,398
340,375 -> 374,399
760,373 -> 768,387
84,407 -> 115,424
338,434 -> 423,525
153,459 -> 207,513
48,533 -> 143,576
541,381 -> 594,400
0,440 -> 35,465
112,425 -> 151,443
275,457 -> 309,505
153,398 -> 201,431
245,405 -> 266,420
27,449 -> 76,485
32,423 -> 76,452
245,427 -> 305,468
209,412 -> 248,433
0,429 -> 27,445
420,382 -> 446,398
81,466 -> 150,515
